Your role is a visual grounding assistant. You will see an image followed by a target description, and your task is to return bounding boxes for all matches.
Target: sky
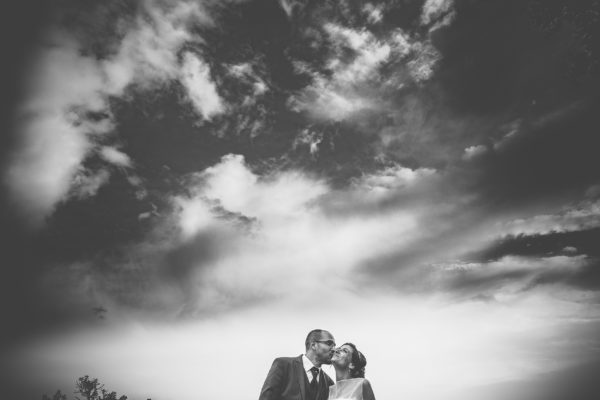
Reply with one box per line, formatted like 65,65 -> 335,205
1,0 -> 599,399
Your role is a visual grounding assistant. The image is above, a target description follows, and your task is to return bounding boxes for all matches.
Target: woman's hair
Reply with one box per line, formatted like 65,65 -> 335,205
343,342 -> 367,378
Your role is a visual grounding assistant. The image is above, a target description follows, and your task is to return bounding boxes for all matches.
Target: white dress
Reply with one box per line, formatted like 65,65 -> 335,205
328,378 -> 375,400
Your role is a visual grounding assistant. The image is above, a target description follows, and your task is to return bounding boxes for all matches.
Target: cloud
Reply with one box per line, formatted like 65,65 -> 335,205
463,144 -> 488,160
99,146 -> 133,168
291,24 -> 391,120
278,0 -> 303,18
226,61 -> 270,108
491,120 -> 522,152
352,163 -> 437,195
434,255 -> 591,298
180,52 -> 225,120
168,155 -> 415,312
421,0 -> 456,31
363,3 -> 384,24
324,24 -> 391,84
69,168 -> 112,200
40,154 -> 430,317
500,199 -> 600,236
3,3 -> 599,400
4,43 -> 103,226
102,0 -> 212,91
3,1 -> 221,227
7,284 -> 600,400
12,155 -> 600,399
290,21 -> 446,121
406,41 -> 441,83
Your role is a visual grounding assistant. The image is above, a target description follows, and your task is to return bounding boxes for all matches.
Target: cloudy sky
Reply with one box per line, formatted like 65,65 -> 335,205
1,0 -> 599,399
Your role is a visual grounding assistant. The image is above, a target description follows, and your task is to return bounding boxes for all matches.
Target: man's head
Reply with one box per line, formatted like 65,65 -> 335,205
305,329 -> 336,366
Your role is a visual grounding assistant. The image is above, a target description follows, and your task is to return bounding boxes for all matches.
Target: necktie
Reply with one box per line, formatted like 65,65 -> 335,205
309,367 -> 319,399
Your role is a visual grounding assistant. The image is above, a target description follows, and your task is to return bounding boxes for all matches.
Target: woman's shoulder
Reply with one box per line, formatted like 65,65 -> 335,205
360,378 -> 375,400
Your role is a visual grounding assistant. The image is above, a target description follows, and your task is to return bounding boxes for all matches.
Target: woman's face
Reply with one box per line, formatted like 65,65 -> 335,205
331,344 -> 354,369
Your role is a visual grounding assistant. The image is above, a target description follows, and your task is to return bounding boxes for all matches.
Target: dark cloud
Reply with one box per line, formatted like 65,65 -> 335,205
471,100 -> 600,207
466,228 -> 600,291
435,0 -> 600,113
0,0 -> 51,127
425,0 -> 600,208
52,0 -> 140,60
471,228 -> 600,261
0,0 -> 54,346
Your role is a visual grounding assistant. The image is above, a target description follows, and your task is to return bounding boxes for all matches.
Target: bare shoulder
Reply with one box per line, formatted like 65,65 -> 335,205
361,378 -> 376,400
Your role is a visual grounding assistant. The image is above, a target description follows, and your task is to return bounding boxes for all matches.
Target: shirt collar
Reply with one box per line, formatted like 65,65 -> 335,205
302,354 -> 319,372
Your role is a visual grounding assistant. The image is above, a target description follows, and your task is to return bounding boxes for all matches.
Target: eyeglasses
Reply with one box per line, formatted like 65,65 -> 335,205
315,340 -> 336,347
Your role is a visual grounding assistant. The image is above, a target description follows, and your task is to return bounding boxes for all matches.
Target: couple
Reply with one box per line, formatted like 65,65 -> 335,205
258,329 -> 376,400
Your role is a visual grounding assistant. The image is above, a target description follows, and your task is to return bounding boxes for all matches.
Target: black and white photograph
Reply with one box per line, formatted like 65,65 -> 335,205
1,1 -> 599,399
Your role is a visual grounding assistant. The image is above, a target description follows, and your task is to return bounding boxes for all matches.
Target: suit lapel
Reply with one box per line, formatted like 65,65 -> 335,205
295,355 -> 306,400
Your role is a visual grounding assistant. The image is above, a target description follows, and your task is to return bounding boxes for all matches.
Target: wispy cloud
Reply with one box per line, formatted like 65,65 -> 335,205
290,22 -> 445,121
180,52 -> 225,120
99,146 -> 133,168
500,199 -> 600,236
434,254 -> 592,298
421,0 -> 456,31
3,1 -> 223,227
291,24 -> 390,120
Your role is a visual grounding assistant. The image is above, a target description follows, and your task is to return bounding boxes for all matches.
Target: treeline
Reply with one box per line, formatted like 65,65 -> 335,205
42,375 -> 148,400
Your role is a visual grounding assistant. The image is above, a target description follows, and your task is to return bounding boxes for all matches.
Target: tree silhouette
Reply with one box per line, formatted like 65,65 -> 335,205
74,376 -> 127,400
42,390 -> 67,400
43,376 -> 127,400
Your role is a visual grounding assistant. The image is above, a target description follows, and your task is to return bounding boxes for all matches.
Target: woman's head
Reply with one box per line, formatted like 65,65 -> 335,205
331,342 -> 367,378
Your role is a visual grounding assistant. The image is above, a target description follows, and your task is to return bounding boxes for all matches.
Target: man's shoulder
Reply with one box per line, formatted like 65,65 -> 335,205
272,355 -> 302,364
269,355 -> 301,372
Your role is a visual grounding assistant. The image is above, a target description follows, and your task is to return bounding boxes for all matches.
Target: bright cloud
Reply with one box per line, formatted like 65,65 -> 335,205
363,3 -> 384,24
355,163 -> 437,193
5,107 -> 93,223
292,24 -> 391,120
155,154 -> 419,312
99,146 -> 133,168
324,24 -> 391,84
180,52 -> 225,120
292,22 -> 446,120
407,41 -> 441,83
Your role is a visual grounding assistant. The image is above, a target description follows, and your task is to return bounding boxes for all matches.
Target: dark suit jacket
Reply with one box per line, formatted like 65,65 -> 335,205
259,355 -> 334,400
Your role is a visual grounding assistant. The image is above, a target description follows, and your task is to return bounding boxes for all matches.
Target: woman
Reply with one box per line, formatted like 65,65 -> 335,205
328,343 -> 376,400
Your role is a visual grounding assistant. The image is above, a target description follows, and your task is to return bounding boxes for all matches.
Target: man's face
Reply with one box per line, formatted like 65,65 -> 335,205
313,331 -> 336,365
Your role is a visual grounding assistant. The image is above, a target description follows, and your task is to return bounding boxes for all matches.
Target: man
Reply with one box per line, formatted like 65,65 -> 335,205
259,329 -> 336,400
